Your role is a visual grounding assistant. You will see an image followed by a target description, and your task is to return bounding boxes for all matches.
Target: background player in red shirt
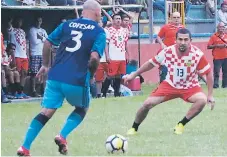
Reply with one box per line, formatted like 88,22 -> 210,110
207,22 -> 227,88
124,28 -> 215,135
156,12 -> 184,83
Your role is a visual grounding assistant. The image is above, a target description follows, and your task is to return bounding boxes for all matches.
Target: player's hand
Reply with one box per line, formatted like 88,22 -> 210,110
122,72 -> 136,85
106,57 -> 111,63
207,95 -> 215,110
90,77 -> 95,85
36,65 -> 49,82
37,33 -> 43,40
126,55 -> 130,64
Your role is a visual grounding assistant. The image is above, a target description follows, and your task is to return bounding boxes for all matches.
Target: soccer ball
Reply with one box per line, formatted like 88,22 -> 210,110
105,134 -> 128,153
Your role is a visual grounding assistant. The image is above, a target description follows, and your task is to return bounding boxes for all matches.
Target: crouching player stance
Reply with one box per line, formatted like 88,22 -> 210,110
17,0 -> 106,156
124,28 -> 215,135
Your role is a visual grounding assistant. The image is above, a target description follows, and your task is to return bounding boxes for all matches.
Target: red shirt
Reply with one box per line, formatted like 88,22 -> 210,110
207,32 -> 227,59
158,24 -> 184,46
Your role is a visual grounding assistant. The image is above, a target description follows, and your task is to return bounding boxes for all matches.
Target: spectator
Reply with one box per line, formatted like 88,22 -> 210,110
8,17 -> 30,98
218,3 -> 227,25
184,0 -> 192,19
29,16 -> 48,97
2,43 -> 23,99
153,0 -> 165,15
206,0 -> 215,18
157,12 -> 184,49
95,20 -> 110,98
45,0 -> 75,5
1,89 -> 11,103
102,14 -> 129,97
156,12 -> 184,83
207,22 -> 227,88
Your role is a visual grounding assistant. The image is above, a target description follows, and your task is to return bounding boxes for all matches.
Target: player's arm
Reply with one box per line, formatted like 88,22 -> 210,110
197,55 -> 215,109
102,9 -> 112,24
125,42 -> 129,63
124,49 -> 165,81
119,7 -> 133,24
89,32 -> 107,78
75,7 -> 80,18
207,36 -> 226,49
157,27 -> 166,49
42,23 -> 64,67
105,30 -> 111,62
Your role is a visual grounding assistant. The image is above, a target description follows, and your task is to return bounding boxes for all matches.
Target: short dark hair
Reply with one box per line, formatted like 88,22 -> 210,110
112,14 -> 121,19
176,28 -> 192,39
6,43 -> 16,51
122,14 -> 130,20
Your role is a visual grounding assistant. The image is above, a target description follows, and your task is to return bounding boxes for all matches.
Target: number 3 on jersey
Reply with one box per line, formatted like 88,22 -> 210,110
65,30 -> 83,52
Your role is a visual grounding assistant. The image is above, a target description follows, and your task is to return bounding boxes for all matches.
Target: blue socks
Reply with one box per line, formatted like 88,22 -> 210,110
21,108 -> 86,150
60,107 -> 86,139
22,113 -> 49,150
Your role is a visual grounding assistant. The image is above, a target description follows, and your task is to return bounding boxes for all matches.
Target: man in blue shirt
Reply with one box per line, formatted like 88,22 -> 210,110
17,0 -> 106,156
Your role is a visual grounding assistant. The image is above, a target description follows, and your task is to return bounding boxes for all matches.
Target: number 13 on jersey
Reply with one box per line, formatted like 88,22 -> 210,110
173,66 -> 187,83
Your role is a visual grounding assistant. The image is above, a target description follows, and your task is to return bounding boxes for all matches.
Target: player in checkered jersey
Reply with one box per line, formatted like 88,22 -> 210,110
102,14 -> 129,97
124,28 -> 215,135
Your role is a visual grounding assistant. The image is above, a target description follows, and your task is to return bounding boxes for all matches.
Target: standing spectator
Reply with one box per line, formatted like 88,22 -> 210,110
207,22 -> 227,88
156,12 -> 184,83
103,14 -> 129,97
157,12 -> 184,49
29,16 -> 48,97
217,2 -> 227,25
8,17 -> 29,98
95,20 -> 110,98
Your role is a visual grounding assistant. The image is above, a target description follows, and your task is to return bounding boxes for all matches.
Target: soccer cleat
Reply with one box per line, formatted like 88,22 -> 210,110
17,146 -> 31,157
54,135 -> 68,155
174,123 -> 184,135
127,128 -> 137,135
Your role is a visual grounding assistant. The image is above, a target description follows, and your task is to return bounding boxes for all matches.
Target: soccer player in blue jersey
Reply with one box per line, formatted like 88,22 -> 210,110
17,0 -> 106,156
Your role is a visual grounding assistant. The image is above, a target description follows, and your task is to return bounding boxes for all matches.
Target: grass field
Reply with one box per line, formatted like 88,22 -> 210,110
1,84 -> 227,156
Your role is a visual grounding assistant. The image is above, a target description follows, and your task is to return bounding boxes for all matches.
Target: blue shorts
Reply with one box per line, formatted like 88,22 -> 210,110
41,80 -> 90,109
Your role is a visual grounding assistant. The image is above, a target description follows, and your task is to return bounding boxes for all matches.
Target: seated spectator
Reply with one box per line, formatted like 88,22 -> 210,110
153,0 -> 165,15
218,2 -> 227,25
1,89 -> 11,103
2,43 -> 23,99
206,0 -> 215,18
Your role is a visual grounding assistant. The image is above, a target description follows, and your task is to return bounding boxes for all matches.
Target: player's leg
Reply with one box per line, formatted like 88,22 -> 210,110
30,56 -> 40,97
17,80 -> 64,156
113,61 -> 126,97
174,87 -> 207,135
127,96 -> 166,135
95,63 -> 105,98
127,82 -> 179,135
6,69 -> 16,96
103,61 -> 117,97
56,83 -> 90,154
221,58 -> 227,88
213,59 -> 222,88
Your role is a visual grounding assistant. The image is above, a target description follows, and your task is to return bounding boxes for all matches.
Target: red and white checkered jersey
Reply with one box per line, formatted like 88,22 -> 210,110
107,26 -> 129,61
149,45 -> 211,89
9,28 -> 27,58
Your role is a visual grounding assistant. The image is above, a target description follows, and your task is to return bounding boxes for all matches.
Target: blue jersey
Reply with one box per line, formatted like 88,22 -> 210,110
47,18 -> 106,87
